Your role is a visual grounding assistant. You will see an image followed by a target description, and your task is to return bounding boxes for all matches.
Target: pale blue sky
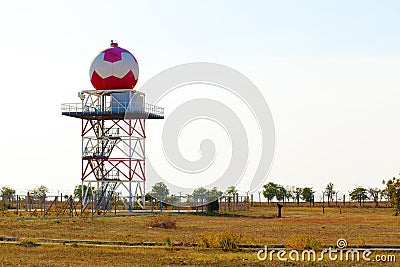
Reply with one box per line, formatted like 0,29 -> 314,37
0,1 -> 399,197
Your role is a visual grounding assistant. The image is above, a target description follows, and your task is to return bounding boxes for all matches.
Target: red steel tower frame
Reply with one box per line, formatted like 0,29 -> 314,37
62,89 -> 163,211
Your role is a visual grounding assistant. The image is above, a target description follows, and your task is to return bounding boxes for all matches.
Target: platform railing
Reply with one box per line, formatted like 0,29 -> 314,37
61,102 -> 164,117
61,103 -> 82,112
145,103 -> 164,117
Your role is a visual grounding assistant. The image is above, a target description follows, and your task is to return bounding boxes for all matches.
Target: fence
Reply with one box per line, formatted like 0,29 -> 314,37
219,195 -> 250,212
0,193 -> 149,218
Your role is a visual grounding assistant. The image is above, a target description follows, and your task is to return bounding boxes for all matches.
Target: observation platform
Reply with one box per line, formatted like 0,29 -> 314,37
61,102 -> 164,119
61,89 -> 164,120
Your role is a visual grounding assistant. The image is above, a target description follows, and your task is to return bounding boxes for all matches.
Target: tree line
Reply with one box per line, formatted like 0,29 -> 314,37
261,179 -> 400,216
1,177 -> 400,215
0,185 -> 49,199
146,182 -> 226,204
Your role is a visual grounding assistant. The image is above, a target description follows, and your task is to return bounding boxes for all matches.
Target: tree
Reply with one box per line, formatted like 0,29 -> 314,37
207,187 -> 223,201
349,187 -> 369,206
294,187 -> 302,206
32,185 -> 49,198
262,182 -> 278,204
324,182 -> 335,206
73,184 -> 94,199
301,187 -> 314,204
185,193 -> 192,203
225,185 -> 238,208
225,186 -> 238,197
1,186 -> 15,207
0,186 -> 15,198
192,187 -> 208,198
285,186 -> 295,203
275,185 -> 286,203
192,187 -> 208,208
369,188 -> 380,208
168,194 -> 178,205
150,182 -> 169,199
145,193 -> 152,202
190,187 -> 222,212
382,178 -> 400,216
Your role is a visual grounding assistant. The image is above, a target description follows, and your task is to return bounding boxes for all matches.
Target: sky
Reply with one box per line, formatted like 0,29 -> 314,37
0,0 -> 399,198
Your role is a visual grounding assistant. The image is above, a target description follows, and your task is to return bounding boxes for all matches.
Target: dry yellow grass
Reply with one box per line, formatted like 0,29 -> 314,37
1,206 -> 398,246
0,243 -> 398,267
0,206 -> 399,266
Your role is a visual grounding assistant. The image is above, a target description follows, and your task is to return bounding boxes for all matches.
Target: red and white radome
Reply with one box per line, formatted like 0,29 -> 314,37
89,41 -> 139,90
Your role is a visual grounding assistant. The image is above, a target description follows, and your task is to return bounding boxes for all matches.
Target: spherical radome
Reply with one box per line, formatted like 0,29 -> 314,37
89,42 -> 139,90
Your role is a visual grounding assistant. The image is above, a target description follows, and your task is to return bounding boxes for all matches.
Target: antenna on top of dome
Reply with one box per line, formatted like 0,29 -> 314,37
110,40 -> 118,47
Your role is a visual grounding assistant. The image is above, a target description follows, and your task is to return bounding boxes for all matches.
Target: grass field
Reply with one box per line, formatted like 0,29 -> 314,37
1,205 -> 399,266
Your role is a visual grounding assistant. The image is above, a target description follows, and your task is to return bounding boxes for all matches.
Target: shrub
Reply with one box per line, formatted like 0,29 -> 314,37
148,217 -> 176,229
197,231 -> 241,251
198,232 -> 217,249
19,241 -> 40,248
286,235 -> 321,250
164,236 -> 172,247
217,231 -> 242,251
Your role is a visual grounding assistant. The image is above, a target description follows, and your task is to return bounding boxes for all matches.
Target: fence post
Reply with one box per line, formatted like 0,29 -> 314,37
43,194 -> 46,217
114,195 -> 117,216
335,192 -> 338,207
69,196 -> 73,217
55,196 -> 58,217
235,193 -> 239,209
178,193 -> 181,214
16,196 -> 19,214
224,197 -> 226,212
91,195 -> 94,217
277,203 -> 283,218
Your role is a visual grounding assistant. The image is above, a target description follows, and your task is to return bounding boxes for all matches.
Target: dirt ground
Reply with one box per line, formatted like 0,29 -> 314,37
0,205 -> 399,266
